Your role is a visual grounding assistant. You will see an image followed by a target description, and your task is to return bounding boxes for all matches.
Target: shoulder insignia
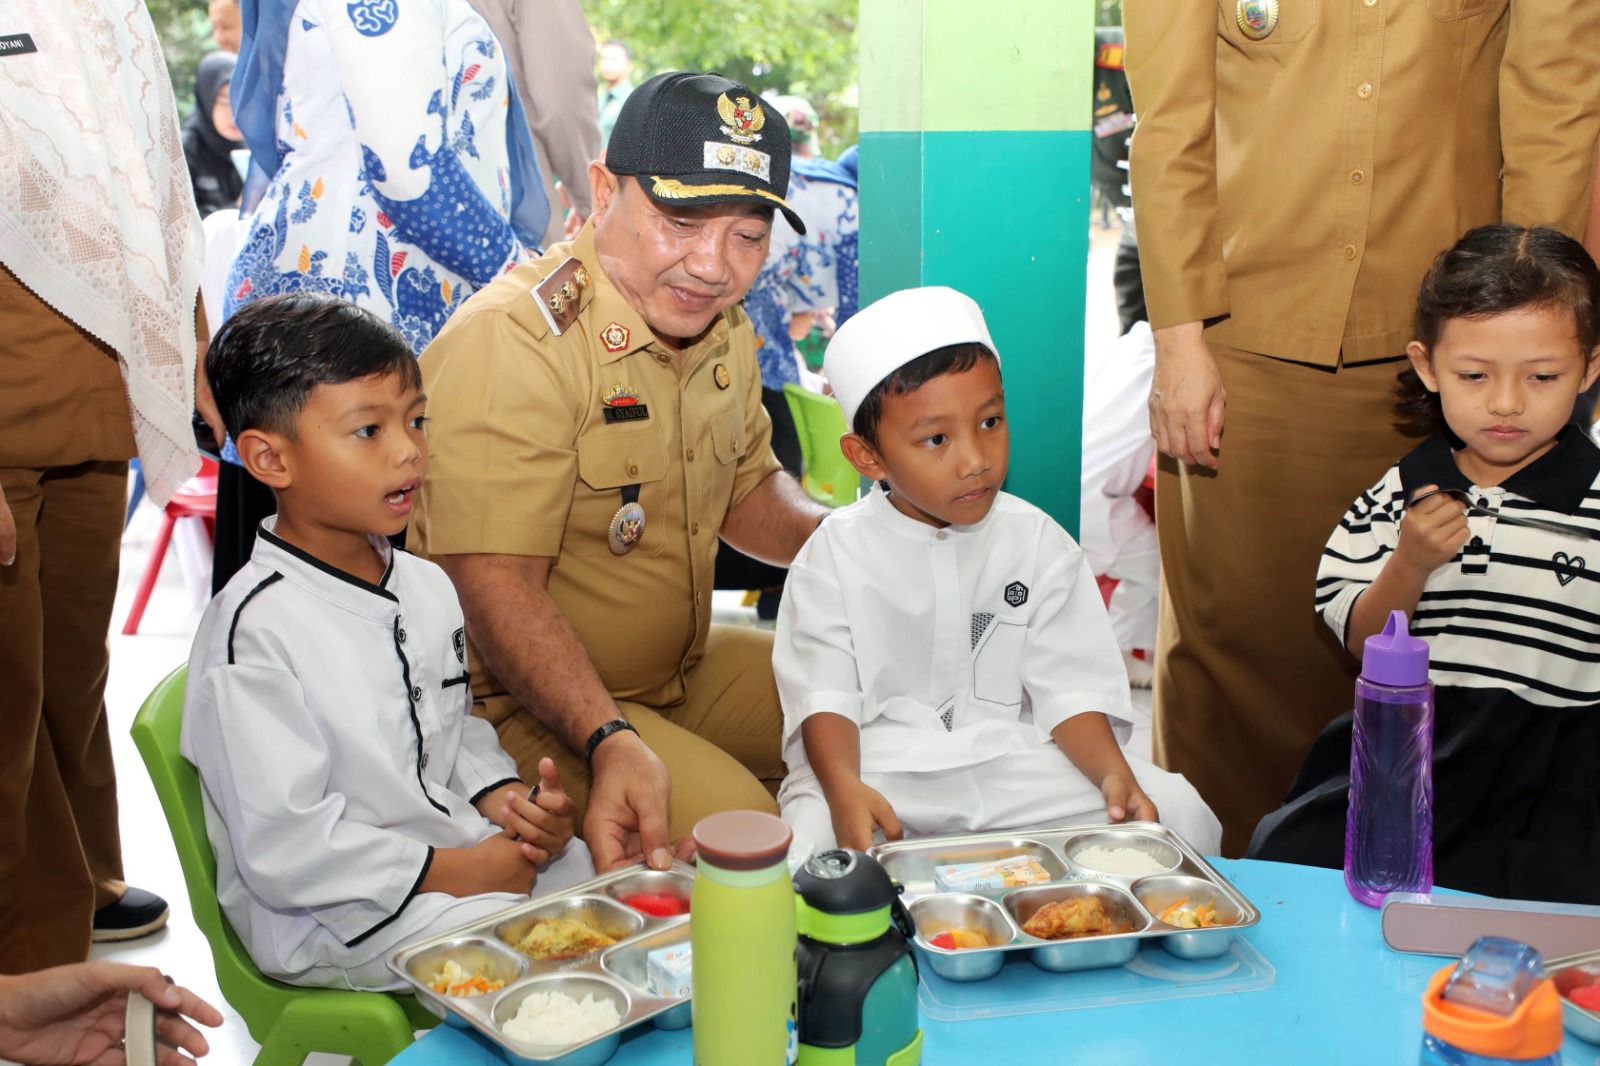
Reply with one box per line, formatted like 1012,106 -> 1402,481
532,257 -> 592,338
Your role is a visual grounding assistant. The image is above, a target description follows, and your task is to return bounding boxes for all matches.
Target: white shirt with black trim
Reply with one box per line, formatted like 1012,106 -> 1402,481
774,487 -> 1137,776
182,519 -> 533,985
1317,428 -> 1600,707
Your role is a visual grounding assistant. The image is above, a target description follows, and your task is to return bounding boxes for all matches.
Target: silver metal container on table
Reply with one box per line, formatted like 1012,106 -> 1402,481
387,861 -> 695,1065
1548,948 -> 1600,1045
870,822 -> 1259,982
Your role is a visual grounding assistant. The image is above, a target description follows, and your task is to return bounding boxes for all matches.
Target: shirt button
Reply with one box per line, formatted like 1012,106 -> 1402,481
1343,244 -> 1359,260
1470,536 -> 1483,548
1477,497 -> 1490,508
1357,82 -> 1373,100
935,531 -> 948,541
397,628 -> 407,643
1363,0 -> 1375,6
654,353 -> 670,365
686,449 -> 695,462
411,685 -> 422,702
1350,169 -> 1365,185
692,521 -> 700,535
627,463 -> 639,477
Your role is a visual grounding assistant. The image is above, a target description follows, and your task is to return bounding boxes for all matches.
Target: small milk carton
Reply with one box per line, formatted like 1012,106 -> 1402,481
647,944 -> 693,999
933,855 -> 1052,893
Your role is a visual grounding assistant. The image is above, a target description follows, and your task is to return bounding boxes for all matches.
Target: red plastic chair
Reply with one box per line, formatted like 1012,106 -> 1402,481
122,460 -> 219,635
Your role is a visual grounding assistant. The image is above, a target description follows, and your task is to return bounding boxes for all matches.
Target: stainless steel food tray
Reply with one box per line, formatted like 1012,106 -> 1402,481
386,862 -> 695,1065
869,822 -> 1259,982
1549,948 -> 1600,1046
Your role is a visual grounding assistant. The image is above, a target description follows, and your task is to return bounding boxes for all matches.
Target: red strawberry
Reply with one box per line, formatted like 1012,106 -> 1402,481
390,251 -> 407,277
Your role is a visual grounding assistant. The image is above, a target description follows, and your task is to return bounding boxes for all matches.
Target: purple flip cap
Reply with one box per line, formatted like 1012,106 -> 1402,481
1361,609 -> 1430,687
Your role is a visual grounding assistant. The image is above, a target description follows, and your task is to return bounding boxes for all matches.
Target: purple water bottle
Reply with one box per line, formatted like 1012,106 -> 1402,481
1345,609 -> 1434,907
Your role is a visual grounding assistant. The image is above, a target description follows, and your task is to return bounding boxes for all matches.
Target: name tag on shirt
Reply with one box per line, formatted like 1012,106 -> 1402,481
0,34 -> 39,57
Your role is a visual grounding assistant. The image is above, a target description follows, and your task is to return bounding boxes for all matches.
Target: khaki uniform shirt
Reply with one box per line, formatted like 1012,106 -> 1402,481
410,223 -> 782,711
1126,0 -> 1600,367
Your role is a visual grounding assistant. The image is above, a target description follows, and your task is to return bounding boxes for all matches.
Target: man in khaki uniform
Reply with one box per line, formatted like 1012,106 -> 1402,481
1125,0 -> 1600,854
411,72 -> 829,872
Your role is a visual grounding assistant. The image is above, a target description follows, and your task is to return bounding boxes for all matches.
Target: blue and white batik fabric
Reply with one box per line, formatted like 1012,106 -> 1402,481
225,0 -> 546,359
748,159 -> 860,390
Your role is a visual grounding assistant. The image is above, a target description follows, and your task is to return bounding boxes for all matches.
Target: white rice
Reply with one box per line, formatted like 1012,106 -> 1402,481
1072,845 -> 1169,875
502,989 -> 621,1046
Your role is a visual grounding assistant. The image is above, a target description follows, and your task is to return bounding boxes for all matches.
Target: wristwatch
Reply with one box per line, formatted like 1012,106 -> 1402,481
584,718 -> 639,762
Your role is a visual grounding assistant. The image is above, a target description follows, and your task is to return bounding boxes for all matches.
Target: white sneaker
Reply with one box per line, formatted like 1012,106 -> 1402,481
1122,649 -> 1154,689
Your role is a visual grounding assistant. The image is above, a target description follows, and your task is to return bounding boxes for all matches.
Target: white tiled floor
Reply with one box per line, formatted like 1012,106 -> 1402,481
93,219 -> 1140,1064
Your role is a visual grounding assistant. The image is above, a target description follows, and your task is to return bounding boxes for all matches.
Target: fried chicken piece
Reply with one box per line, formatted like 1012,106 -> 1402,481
514,917 -> 616,960
1022,896 -> 1114,940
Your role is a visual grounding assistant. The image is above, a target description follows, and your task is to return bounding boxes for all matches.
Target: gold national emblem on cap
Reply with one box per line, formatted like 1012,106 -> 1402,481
713,364 -> 731,390
716,93 -> 765,145
608,501 -> 646,555
600,322 -> 631,353
1236,0 -> 1278,39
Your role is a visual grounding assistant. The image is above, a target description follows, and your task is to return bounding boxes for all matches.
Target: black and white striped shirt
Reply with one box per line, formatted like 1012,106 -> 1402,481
1317,428 -> 1600,707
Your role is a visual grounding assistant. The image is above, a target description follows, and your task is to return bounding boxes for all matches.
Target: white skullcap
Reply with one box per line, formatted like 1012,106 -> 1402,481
823,286 -> 998,427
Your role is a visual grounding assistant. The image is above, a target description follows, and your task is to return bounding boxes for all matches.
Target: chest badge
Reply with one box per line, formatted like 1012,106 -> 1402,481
713,363 -> 732,390
1236,0 -> 1279,39
601,322 -> 631,353
609,501 -> 647,555
1004,581 -> 1029,608
602,382 -> 650,424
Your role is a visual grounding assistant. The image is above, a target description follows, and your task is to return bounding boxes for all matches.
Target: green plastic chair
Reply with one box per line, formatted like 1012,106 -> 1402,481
130,667 -> 438,1066
783,383 -> 860,508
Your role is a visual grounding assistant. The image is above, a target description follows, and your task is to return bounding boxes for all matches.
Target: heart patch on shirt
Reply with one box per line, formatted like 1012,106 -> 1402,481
1554,552 -> 1586,587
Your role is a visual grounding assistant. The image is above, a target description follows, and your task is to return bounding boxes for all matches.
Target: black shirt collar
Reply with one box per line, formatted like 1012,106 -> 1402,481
256,522 -> 398,601
1398,424 -> 1600,515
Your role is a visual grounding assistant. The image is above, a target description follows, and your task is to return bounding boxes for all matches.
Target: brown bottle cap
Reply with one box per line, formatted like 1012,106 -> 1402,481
692,810 -> 793,871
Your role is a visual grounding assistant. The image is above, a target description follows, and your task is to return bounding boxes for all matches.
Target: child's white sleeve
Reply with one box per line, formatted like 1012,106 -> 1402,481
447,686 -> 521,804
1021,541 -> 1138,743
185,664 -> 435,947
1317,468 -> 1404,645
772,533 -> 863,748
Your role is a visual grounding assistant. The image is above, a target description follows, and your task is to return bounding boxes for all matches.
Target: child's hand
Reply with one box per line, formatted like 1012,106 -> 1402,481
828,779 -> 904,852
470,830 -> 542,895
499,758 -> 577,864
1101,771 -> 1159,824
1397,485 -> 1470,576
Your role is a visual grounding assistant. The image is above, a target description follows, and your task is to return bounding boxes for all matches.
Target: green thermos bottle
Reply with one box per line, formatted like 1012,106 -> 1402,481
793,850 -> 923,1066
690,811 -> 799,1065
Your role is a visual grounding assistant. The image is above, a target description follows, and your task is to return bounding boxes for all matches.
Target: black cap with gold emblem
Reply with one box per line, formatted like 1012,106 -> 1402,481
605,71 -> 807,235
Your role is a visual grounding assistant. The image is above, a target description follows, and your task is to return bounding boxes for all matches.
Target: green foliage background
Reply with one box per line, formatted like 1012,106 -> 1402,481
147,0 -> 214,119
581,0 -> 860,159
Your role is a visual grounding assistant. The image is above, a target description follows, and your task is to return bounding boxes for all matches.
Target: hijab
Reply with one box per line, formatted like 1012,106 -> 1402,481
182,51 -> 244,217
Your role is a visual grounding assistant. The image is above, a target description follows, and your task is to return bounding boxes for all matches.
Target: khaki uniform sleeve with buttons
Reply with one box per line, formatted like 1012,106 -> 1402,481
1124,0 -> 1229,331
727,308 -> 783,509
415,306 -> 587,558
1498,0 -> 1600,235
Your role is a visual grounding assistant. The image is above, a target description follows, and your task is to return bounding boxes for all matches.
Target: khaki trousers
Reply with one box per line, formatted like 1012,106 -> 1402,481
484,624 -> 784,844
1153,344 -> 1414,855
0,463 -> 130,972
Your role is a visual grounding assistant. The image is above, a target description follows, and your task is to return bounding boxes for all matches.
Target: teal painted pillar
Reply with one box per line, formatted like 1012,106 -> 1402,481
857,1 -> 1092,533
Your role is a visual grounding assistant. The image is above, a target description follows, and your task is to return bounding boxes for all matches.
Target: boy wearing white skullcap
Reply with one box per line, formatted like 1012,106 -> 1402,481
775,287 -> 1220,855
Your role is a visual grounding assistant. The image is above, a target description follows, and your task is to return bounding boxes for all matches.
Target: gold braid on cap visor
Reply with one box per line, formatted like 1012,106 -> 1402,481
650,176 -> 789,208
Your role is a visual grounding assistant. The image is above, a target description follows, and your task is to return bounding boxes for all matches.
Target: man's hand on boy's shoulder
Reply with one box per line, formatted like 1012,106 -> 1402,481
827,778 -> 903,852
476,758 -> 577,863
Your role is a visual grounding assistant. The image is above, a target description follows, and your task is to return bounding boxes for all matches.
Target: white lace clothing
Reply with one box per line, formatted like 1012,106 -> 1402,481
0,0 -> 204,504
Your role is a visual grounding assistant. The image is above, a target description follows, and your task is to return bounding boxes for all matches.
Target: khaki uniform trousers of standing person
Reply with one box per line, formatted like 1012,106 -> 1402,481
410,225 -> 787,843
0,266 -> 133,972
1126,0 -> 1600,853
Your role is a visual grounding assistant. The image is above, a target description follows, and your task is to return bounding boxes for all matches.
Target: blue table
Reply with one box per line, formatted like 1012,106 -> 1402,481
390,860 -> 1600,1065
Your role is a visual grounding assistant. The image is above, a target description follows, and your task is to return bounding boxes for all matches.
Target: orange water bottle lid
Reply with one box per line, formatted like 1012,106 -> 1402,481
1422,937 -> 1563,1060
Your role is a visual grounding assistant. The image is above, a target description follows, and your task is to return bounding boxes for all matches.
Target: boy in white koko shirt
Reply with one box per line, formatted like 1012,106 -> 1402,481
182,294 -> 593,990
775,287 -> 1219,855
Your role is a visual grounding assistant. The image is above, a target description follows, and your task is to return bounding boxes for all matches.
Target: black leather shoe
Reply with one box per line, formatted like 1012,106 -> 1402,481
92,887 -> 170,942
